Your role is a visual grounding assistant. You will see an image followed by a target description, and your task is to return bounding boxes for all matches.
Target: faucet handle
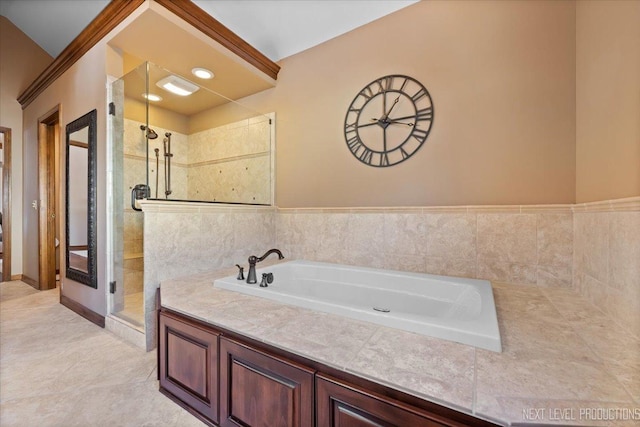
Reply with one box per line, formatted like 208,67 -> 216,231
259,272 -> 273,287
235,264 -> 245,280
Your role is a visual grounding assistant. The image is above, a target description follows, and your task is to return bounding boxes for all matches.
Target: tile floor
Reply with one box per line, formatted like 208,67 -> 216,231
0,280 -> 205,427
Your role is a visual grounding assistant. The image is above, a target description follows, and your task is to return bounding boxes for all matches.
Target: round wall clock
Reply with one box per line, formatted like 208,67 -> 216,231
344,74 -> 434,167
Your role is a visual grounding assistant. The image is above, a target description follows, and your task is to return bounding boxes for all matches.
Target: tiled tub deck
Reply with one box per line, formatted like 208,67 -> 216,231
160,262 -> 639,427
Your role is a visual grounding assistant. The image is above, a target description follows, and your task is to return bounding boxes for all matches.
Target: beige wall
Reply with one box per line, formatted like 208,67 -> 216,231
238,0 -> 577,208
19,4 -> 147,315
576,1 -> 640,202
0,17 -> 53,276
22,43 -> 108,314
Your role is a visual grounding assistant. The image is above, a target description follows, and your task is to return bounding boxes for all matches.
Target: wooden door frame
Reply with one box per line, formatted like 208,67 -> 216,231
37,106 -> 60,290
0,126 -> 11,282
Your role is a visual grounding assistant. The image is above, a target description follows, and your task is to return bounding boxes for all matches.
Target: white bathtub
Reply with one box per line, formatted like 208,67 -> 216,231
214,260 -> 502,352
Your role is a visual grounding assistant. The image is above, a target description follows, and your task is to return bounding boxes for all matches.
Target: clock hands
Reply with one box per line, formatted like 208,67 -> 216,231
381,96 -> 400,121
350,92 -> 427,133
370,118 -> 413,127
386,119 -> 414,127
348,121 -> 379,129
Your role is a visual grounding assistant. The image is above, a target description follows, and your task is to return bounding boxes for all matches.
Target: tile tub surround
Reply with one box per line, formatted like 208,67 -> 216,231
573,199 -> 640,341
141,197 -> 638,348
275,206 -> 574,288
141,201 -> 276,350
160,266 -> 639,426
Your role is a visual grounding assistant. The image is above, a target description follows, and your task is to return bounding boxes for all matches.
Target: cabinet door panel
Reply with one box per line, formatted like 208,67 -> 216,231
220,337 -> 314,427
333,401 -> 394,427
167,331 -> 208,398
159,312 -> 219,423
316,375 -> 448,427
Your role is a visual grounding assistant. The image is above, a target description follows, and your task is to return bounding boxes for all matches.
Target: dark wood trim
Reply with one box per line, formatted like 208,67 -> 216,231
17,0 -> 145,109
60,294 -> 106,328
10,274 -> 22,281
68,245 -> 89,251
160,306 -> 497,427
37,106 -> 59,290
17,0 -> 280,110
154,0 -> 280,80
69,140 -> 89,149
156,289 -> 161,381
21,275 -> 39,289
0,126 -> 12,282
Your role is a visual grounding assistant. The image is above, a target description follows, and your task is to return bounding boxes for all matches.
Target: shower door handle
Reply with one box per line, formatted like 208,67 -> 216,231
131,184 -> 150,212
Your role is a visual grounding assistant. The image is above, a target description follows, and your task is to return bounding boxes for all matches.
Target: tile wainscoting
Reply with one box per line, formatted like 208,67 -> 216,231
573,198 -> 640,339
141,196 -> 639,349
142,201 -> 276,349
276,206 -> 574,288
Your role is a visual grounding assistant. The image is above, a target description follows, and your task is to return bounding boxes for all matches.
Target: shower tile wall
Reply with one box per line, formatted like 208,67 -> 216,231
143,125 -> 189,201
124,115 -> 271,207
123,120 -> 190,295
187,115 -> 271,204
122,119 -> 147,295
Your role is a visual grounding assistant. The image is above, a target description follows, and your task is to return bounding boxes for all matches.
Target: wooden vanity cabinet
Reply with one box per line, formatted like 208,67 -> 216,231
158,307 -> 497,427
158,312 -> 219,425
316,374 -> 455,427
219,337 -> 315,427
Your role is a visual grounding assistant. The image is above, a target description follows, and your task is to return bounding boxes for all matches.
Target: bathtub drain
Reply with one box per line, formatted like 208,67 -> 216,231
373,307 -> 390,313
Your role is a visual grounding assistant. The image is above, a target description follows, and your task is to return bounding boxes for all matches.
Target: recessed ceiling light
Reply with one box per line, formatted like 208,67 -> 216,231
156,75 -> 200,96
142,93 -> 162,102
192,67 -> 214,79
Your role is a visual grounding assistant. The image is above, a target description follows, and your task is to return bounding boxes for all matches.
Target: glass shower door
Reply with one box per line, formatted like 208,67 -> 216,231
108,62 -> 149,329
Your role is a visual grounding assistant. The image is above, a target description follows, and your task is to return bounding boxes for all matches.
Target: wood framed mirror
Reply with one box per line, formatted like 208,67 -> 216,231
65,109 -> 97,288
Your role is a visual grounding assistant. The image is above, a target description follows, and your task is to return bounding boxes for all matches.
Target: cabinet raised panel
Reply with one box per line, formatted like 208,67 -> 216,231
316,375 -> 449,427
157,307 -> 497,427
159,312 -> 219,424
219,337 -> 314,427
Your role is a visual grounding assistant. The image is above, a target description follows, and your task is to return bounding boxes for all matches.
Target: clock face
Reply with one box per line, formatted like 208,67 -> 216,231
344,75 -> 434,167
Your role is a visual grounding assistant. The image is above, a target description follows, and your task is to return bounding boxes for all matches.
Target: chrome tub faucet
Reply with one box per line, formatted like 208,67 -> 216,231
247,249 -> 284,284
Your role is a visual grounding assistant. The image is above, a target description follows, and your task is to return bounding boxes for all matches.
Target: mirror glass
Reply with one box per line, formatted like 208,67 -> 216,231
65,110 -> 97,288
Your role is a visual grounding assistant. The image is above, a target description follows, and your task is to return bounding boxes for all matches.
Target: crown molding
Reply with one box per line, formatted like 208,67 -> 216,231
17,0 -> 145,109
154,0 -> 280,80
17,0 -> 280,109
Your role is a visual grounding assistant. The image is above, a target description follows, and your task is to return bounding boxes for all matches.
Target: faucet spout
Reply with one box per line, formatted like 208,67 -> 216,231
246,249 -> 284,284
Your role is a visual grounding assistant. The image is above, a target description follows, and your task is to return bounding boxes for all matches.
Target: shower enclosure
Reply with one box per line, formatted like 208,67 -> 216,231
109,61 -> 274,336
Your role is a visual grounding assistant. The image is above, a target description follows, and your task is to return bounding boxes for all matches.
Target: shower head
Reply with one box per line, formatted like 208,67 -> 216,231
140,125 -> 158,140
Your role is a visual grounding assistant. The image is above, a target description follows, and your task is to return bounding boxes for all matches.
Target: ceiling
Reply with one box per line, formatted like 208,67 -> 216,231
0,0 -> 418,61
0,0 -> 418,116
